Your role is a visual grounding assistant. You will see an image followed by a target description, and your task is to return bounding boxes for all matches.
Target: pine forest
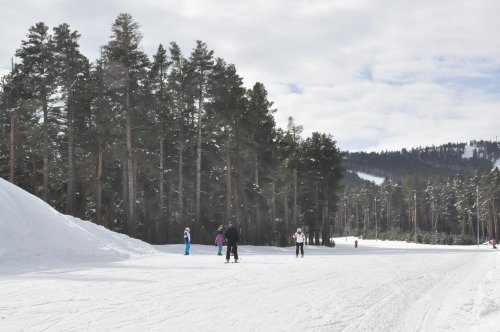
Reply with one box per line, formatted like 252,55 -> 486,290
1,14 -> 498,246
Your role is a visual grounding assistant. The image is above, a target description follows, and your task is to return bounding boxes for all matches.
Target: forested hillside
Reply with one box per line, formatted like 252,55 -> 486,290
339,141 -> 500,244
0,14 -> 342,245
344,140 -> 500,180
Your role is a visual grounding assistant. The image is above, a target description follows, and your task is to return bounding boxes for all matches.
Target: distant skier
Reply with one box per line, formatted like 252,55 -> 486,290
224,222 -> 239,263
184,227 -> 191,255
355,239 -> 358,248
293,228 -> 305,258
215,231 -> 224,256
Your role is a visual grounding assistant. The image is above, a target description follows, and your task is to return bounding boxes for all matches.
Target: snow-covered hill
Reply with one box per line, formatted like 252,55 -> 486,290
1,177 -> 500,331
0,178 -> 156,266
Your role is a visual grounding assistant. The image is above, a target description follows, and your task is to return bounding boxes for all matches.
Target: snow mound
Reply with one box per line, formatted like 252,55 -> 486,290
0,178 -> 156,265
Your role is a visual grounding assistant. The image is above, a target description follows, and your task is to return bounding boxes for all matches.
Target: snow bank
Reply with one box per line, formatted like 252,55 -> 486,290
0,178 -> 156,266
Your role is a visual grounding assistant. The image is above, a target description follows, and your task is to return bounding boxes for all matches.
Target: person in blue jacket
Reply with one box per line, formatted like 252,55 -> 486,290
184,227 -> 191,255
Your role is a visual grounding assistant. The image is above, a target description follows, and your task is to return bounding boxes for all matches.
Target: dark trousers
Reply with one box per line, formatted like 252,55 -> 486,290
296,243 -> 304,256
226,243 -> 238,260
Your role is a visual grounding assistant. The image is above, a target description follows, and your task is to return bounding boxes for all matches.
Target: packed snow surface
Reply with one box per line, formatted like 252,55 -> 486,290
1,241 -> 499,331
1,178 -> 500,331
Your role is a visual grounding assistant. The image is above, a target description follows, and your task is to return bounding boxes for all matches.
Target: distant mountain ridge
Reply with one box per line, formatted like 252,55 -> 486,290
342,140 -> 500,185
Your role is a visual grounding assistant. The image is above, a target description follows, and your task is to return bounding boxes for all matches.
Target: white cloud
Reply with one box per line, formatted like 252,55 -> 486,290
1,0 -> 500,151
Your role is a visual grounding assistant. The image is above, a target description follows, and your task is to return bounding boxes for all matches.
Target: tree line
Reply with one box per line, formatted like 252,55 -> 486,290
344,141 -> 499,181
336,169 -> 500,244
0,13 -> 343,245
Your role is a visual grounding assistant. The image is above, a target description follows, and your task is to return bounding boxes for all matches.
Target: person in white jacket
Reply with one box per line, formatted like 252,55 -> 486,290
293,228 -> 305,258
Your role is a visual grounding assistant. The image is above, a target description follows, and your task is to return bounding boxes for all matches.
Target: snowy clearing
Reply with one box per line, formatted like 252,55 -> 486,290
356,171 -> 385,185
1,178 -> 500,331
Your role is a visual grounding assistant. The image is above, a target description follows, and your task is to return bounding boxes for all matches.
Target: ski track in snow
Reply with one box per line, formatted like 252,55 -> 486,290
1,242 -> 499,332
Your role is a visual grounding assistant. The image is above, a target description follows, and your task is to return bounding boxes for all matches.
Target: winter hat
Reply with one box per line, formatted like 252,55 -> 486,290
297,228 -> 302,233
185,227 -> 190,232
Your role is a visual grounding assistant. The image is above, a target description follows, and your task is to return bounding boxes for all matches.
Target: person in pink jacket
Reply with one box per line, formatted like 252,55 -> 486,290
215,231 -> 224,255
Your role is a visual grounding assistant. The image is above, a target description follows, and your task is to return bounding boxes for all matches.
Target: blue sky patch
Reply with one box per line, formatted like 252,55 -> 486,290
288,83 -> 304,94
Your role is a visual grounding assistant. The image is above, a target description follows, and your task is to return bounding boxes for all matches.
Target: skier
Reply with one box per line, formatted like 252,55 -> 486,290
355,239 -> 358,248
224,222 -> 239,263
215,230 -> 224,256
184,227 -> 191,255
293,228 -> 305,258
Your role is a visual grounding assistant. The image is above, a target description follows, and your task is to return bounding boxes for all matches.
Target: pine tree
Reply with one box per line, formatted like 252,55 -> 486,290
52,23 -> 89,216
286,116 -> 303,231
189,40 -> 214,232
246,82 -> 276,244
103,13 -> 149,237
15,22 -> 55,202
301,133 -> 342,245
167,41 -> 192,239
149,44 -> 172,243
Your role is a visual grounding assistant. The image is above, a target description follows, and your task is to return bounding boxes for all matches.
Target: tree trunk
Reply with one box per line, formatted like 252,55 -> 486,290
461,214 -> 466,235
43,105 -> 49,202
254,147 -> 260,245
168,169 -> 174,243
122,158 -> 128,225
284,183 -> 289,237
126,84 -> 135,237
96,134 -> 103,226
255,151 -> 259,186
271,180 -> 276,243
178,139 -> 184,227
159,137 -> 164,242
9,111 -> 16,183
314,182 -> 319,245
355,200 -> 359,235
225,140 -> 232,225
235,141 -> 249,243
32,151 -> 37,195
234,171 -> 240,226
196,91 -> 202,228
133,156 -> 138,237
66,89 -> 75,215
293,167 -> 298,226
255,204 -> 261,245
323,197 -> 330,246
321,206 -> 326,245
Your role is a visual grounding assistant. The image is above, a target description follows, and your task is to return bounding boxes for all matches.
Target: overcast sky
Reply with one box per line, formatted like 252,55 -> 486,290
1,0 -> 499,151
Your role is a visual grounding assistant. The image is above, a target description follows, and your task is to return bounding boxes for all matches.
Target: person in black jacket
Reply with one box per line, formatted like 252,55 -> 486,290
224,222 -> 239,263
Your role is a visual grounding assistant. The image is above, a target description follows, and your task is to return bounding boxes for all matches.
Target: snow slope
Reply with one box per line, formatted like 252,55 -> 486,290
462,143 -> 475,159
1,178 -> 499,331
0,178 -> 155,267
357,171 -> 385,185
